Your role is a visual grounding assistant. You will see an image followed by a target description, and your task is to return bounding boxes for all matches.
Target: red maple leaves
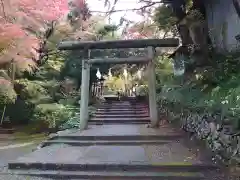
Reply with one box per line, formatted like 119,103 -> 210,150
0,0 -> 81,71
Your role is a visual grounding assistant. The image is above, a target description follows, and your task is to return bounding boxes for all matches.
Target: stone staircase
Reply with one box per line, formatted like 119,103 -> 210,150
0,121 -> 15,134
6,97 -> 224,179
0,127 -> 15,134
89,100 -> 150,125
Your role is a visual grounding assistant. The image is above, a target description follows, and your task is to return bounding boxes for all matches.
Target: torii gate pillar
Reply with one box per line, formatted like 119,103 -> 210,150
79,49 -> 91,130
147,47 -> 159,127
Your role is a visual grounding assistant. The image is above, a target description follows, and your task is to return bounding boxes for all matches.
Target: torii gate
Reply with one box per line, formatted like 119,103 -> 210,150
58,38 -> 179,130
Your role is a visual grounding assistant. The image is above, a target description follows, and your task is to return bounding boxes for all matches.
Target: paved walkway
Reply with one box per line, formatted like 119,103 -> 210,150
0,138 -> 44,179
2,97 -> 237,179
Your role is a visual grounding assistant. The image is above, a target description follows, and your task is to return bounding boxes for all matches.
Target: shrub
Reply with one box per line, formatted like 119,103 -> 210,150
0,79 -> 17,105
157,77 -> 240,129
16,79 -> 48,99
60,105 -> 96,130
5,98 -> 35,125
136,85 -> 148,96
59,97 -> 79,106
32,103 -> 74,131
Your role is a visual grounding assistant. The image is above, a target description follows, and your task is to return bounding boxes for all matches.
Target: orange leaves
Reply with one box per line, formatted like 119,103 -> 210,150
16,0 -> 68,21
0,23 -> 26,38
0,24 -> 26,60
123,21 -> 157,40
0,0 -> 89,72
0,0 -> 71,72
0,21 -> 39,69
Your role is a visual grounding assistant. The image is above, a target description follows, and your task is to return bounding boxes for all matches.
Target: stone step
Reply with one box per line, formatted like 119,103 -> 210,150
7,170 -> 204,180
50,124 -> 182,137
40,140 -> 173,147
91,117 -> 150,121
8,145 -> 219,172
0,127 -> 15,134
49,125 -> 183,140
96,109 -> 148,112
99,105 -> 148,108
104,97 -> 120,101
50,135 -> 182,141
95,111 -> 147,114
101,102 -> 146,104
89,119 -> 150,124
89,121 -> 149,125
8,162 -> 218,173
98,103 -> 147,106
94,114 -> 149,118
97,105 -> 147,107
97,108 -> 148,111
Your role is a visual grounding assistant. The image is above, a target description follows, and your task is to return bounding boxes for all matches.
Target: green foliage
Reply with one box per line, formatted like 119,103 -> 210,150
153,5 -> 178,33
136,85 -> 148,96
0,16 -> 130,132
32,103 -> 75,129
4,98 -> 35,125
60,105 -> 96,130
59,96 -> 79,106
34,55 -> 65,80
157,53 -> 240,129
16,79 -> 48,99
97,25 -> 118,37
0,82 -> 17,105
0,50 -> 76,127
60,49 -> 113,89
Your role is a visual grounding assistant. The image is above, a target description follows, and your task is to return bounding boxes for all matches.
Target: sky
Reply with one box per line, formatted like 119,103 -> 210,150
87,0 -> 144,24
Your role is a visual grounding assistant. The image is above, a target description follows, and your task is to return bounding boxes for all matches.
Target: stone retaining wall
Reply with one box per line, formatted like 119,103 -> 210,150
164,110 -> 240,165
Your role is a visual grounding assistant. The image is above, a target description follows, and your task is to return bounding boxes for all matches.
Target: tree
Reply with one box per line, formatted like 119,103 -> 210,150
0,0 -> 89,120
0,0 -> 69,72
57,14 -> 120,91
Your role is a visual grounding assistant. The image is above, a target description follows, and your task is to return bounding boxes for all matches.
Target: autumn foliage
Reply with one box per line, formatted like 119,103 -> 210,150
0,0 -> 86,71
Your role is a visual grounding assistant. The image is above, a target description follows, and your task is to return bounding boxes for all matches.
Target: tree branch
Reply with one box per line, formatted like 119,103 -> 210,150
0,0 -> 6,20
90,1 -> 161,13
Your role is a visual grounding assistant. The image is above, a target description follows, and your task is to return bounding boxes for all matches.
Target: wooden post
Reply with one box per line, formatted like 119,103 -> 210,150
147,46 -> 159,127
79,49 -> 91,130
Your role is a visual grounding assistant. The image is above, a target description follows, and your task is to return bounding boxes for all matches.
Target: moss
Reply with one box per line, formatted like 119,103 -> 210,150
12,131 -> 47,143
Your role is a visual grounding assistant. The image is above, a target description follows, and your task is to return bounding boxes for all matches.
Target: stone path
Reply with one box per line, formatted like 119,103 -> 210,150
0,128 -> 49,179
0,136 -> 49,180
2,97 -> 237,179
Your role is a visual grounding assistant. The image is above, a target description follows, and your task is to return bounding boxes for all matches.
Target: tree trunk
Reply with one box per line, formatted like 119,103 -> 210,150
232,0 -> 240,19
177,24 -> 193,45
188,21 -> 209,65
171,1 -> 193,46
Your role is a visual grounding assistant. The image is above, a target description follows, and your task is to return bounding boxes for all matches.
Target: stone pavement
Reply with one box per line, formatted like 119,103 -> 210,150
0,135 -> 50,180
3,97 -> 237,179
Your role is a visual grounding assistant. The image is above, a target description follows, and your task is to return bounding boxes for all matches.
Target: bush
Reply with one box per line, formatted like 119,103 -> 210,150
16,79 -> 48,99
32,103 -> 74,131
60,105 -> 96,130
0,79 -> 17,105
5,98 -> 35,125
59,97 -> 79,106
136,85 -> 148,96
29,95 -> 55,105
157,77 -> 240,129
